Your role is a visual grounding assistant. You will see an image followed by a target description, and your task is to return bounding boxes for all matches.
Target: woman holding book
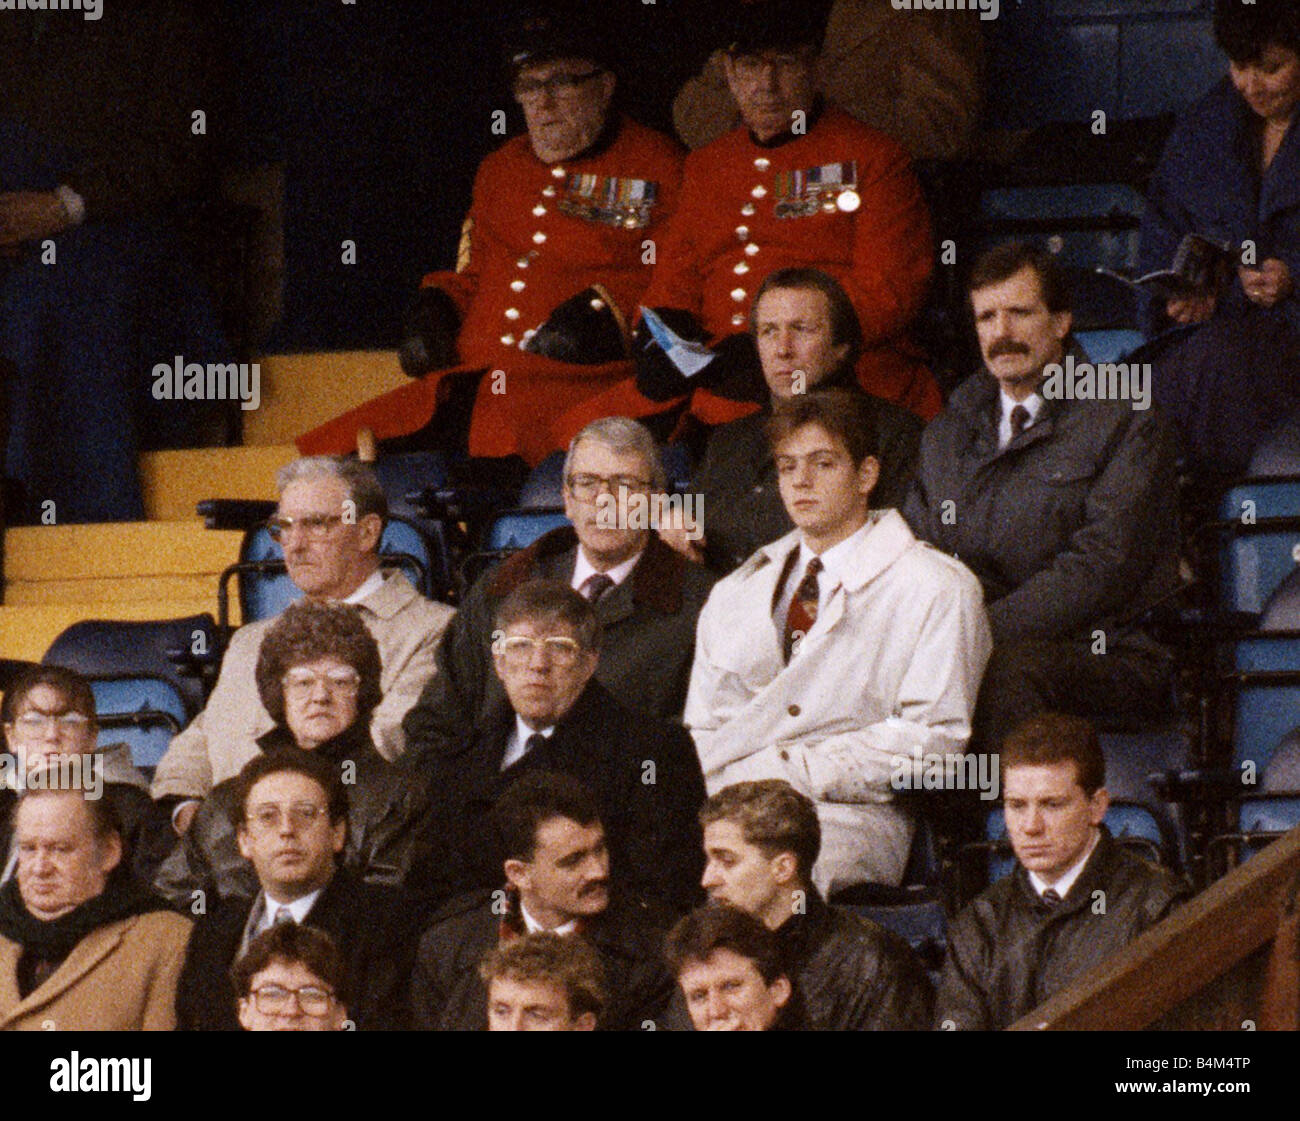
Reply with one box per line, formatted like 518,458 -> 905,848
1139,0 -> 1300,481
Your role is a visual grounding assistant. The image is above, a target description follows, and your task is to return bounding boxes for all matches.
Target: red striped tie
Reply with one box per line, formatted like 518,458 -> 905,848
783,557 -> 822,662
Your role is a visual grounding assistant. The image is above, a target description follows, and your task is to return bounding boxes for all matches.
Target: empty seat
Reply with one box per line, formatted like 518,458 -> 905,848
1213,478 -> 1300,619
89,678 -> 187,772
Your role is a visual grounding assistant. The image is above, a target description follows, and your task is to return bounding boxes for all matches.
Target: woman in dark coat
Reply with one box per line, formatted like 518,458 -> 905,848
153,601 -> 433,905
1139,0 -> 1300,481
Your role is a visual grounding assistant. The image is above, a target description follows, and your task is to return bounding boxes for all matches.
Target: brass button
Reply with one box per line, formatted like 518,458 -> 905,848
735,225 -> 749,240
541,185 -> 557,198
731,313 -> 746,326
787,704 -> 801,717
551,166 -> 566,178
532,231 -> 547,244
504,307 -> 521,320
510,280 -> 526,292
744,243 -> 760,257
501,334 -> 516,346
733,262 -> 749,275
516,257 -> 530,268
730,287 -> 747,302
751,185 -> 767,199
779,749 -> 789,761
754,156 -> 771,171
532,204 -> 547,217
741,203 -> 756,216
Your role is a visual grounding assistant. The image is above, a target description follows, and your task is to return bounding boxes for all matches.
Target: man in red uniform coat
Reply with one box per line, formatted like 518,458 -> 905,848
297,9 -> 682,469
552,0 -> 940,444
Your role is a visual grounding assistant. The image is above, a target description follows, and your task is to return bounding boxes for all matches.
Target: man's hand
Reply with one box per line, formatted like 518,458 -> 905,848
1165,292 -> 1217,324
1239,259 -> 1294,309
0,191 -> 74,249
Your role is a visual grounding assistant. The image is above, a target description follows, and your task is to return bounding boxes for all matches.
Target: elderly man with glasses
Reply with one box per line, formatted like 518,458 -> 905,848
151,455 -> 454,836
296,5 -> 684,478
415,578 -> 706,915
405,417 -> 715,764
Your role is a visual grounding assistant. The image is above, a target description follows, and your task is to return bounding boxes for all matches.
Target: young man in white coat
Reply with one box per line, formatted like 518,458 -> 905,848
684,388 -> 991,894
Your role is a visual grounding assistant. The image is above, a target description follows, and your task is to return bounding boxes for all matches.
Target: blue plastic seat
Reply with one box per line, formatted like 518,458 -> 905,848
89,678 -> 187,771
1214,479 -> 1300,618
1075,329 -> 1145,365
485,509 -> 571,552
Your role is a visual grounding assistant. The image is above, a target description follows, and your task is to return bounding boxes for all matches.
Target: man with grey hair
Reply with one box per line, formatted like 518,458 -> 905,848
404,417 -> 715,757
151,456 -> 454,829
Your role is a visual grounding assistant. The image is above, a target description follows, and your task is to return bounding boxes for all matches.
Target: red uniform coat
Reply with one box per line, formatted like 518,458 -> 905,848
298,117 -> 683,464
551,105 -> 940,443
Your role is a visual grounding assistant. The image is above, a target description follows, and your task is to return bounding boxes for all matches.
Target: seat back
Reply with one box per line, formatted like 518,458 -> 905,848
88,677 -> 187,772
1214,479 -> 1300,618
42,616 -> 217,721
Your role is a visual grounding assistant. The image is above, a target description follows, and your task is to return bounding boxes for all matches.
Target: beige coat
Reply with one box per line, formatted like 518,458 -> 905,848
0,911 -> 193,1031
151,571 -> 454,800
685,510 -> 991,894
673,0 -> 985,160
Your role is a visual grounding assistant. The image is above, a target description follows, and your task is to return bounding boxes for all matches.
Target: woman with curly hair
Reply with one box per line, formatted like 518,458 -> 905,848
154,601 -> 433,905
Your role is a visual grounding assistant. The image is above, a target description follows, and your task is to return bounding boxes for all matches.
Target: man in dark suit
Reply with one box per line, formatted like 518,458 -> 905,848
403,416 -> 716,751
417,579 -> 707,913
412,771 -> 678,1031
175,751 -> 419,1031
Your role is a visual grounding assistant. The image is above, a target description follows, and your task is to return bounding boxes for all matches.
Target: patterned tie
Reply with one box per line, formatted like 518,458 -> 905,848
581,573 -> 615,603
273,905 -> 296,927
1010,404 -> 1030,440
1041,888 -> 1062,907
783,557 -> 823,663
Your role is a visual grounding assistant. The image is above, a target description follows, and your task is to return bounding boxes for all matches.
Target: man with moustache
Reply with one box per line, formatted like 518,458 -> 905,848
412,771 -> 676,1031
903,242 -> 1182,749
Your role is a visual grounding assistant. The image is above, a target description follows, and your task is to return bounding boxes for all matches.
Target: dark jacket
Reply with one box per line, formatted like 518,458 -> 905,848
695,389 -> 923,572
935,828 -> 1190,1030
417,679 -> 706,915
175,868 -> 420,1031
902,350 -> 1182,647
152,724 -> 436,907
411,887 -> 678,1031
402,528 -> 716,752
775,891 -> 933,1031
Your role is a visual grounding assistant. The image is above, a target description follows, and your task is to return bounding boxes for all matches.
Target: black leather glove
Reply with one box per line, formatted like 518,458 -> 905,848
633,307 -> 712,402
399,286 -> 461,377
522,284 -> 628,364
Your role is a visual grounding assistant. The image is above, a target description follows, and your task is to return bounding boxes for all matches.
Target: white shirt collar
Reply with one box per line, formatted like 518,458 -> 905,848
1027,829 -> 1100,901
500,717 -> 555,772
571,547 -> 642,595
998,389 -> 1044,448
257,887 -> 323,934
520,900 -> 580,936
771,518 -> 874,639
341,568 -> 385,605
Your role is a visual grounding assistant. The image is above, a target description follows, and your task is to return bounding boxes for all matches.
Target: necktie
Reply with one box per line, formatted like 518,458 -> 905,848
581,573 -> 615,602
1041,888 -> 1062,907
783,557 -> 822,662
273,905 -> 296,927
523,732 -> 548,757
1009,404 -> 1030,440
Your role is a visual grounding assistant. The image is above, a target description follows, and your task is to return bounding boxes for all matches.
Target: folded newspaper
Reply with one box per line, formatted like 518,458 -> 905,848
640,306 -> 717,379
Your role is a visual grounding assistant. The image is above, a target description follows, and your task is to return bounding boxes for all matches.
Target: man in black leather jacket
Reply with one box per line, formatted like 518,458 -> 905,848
411,771 -> 678,1031
699,779 -> 932,1030
936,713 -> 1190,1030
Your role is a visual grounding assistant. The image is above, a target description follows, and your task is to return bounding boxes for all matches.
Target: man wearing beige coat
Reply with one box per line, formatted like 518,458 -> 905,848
151,456 -> 454,831
0,790 -> 191,1030
685,389 -> 991,894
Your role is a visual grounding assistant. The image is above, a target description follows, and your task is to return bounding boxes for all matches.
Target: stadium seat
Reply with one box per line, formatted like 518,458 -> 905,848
1211,479 -> 1300,619
218,516 -> 436,630
88,677 -> 187,773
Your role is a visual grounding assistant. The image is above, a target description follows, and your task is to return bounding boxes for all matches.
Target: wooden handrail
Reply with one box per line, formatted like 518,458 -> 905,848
1009,825 -> 1300,1030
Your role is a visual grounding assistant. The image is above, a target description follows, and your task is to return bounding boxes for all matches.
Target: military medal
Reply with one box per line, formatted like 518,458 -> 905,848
773,160 -> 860,220
559,174 -> 658,229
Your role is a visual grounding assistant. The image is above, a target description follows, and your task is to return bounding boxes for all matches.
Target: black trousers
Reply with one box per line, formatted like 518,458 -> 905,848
973,633 -> 1177,753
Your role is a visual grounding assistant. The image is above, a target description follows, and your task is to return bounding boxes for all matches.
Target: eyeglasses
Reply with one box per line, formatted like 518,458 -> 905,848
282,668 -> 361,696
513,68 -> 604,103
494,635 -> 584,667
11,712 -> 92,733
266,514 -> 344,542
565,473 -> 652,501
246,802 -> 330,833
250,983 -> 336,1017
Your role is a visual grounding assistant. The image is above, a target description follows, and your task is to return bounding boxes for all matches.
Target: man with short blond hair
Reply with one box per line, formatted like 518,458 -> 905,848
151,455 -> 453,822
481,931 -> 605,1032
936,713 -> 1190,1031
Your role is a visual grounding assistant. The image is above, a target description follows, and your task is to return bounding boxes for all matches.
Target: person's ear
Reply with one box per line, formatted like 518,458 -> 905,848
99,831 -> 123,875
577,648 -> 599,685
770,851 -> 799,887
1050,309 -> 1073,342
504,858 -> 530,894
573,1011 -> 598,1031
1088,786 -> 1110,826
237,824 -> 253,862
856,455 -> 880,501
770,975 -> 792,1011
356,512 -> 383,554
236,998 -> 254,1030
